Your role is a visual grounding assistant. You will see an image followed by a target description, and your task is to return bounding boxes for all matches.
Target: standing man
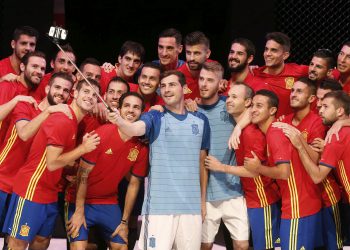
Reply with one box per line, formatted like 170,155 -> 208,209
197,62 -> 249,250
0,26 -> 39,82
336,42 -> 350,94
308,49 -> 336,85
108,70 -> 210,250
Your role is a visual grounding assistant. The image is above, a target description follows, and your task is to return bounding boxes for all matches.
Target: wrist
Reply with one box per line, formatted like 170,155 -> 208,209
121,219 -> 128,225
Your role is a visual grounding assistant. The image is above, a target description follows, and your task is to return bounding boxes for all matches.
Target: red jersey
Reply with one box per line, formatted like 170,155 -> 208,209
100,68 -> 138,95
66,124 -> 149,204
319,127 -> 350,203
177,63 -> 200,100
223,72 -> 264,96
284,112 -> 341,207
266,125 -> 321,219
236,124 -> 280,208
342,80 -> 350,96
0,102 -> 41,193
33,72 -> 52,101
13,108 -> 78,203
0,57 -> 17,78
253,63 -> 308,117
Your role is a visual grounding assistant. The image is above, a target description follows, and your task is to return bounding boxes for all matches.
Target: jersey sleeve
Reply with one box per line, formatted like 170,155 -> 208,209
140,110 -> 162,144
319,141 -> 343,169
131,145 -> 149,178
268,127 -> 292,165
43,114 -> 74,148
0,82 -> 16,105
13,102 -> 32,123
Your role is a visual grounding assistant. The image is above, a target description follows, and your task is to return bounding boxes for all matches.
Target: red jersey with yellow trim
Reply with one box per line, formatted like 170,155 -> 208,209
32,72 -> 52,101
66,124 -> 148,204
100,68 -> 138,95
319,127 -> 350,203
236,124 -> 280,208
0,57 -> 17,78
0,80 -> 32,144
266,125 -> 321,219
253,63 -> 308,117
283,111 -> 341,207
223,72 -> 264,96
13,108 -> 78,203
0,102 -> 41,193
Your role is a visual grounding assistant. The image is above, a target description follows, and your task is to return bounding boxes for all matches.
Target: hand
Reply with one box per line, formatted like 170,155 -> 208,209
107,109 -> 121,124
65,175 -> 77,184
276,115 -> 285,122
66,211 -> 86,238
310,138 -> 325,153
14,95 -> 38,109
184,98 -> 198,112
111,223 -> 128,244
81,131 -> 100,154
101,62 -> 115,73
228,124 -> 242,150
93,102 -> 109,121
205,155 -> 225,172
244,151 -> 261,173
325,119 -> 345,143
48,104 -> 72,119
149,105 -> 164,112
201,202 -> 206,222
1,73 -> 19,82
248,65 -> 259,74
272,122 -> 301,148
218,79 -> 228,94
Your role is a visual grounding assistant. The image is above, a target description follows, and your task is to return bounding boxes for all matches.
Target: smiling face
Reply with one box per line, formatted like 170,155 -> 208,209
21,56 -> 46,87
158,37 -> 183,67
251,95 -> 276,126
263,40 -> 289,69
226,84 -> 249,117
337,45 -> 350,75
51,50 -> 76,75
118,52 -> 142,79
228,43 -> 251,73
289,81 -> 312,110
160,74 -> 183,107
308,56 -> 330,81
105,81 -> 129,109
185,44 -> 210,71
119,95 -> 143,123
46,77 -> 72,105
74,83 -> 99,113
138,67 -> 160,96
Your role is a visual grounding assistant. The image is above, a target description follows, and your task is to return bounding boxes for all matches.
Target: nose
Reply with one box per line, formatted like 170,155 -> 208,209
189,53 -> 195,61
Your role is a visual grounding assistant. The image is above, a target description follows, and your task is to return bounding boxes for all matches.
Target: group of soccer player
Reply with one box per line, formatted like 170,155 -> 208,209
0,24 -> 350,250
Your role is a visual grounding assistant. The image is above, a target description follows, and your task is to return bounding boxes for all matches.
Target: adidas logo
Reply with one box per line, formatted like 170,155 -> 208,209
105,148 -> 113,155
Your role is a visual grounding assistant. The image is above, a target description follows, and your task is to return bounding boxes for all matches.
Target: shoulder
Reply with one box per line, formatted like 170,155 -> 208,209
189,111 -> 209,122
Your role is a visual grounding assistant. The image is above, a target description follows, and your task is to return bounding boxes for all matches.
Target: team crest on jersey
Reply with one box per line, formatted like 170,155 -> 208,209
285,77 -> 294,89
19,223 -> 30,237
220,111 -> 230,123
105,148 -> 113,155
183,84 -> 192,94
301,130 -> 308,140
192,124 -> 199,135
149,236 -> 156,248
127,147 -> 139,161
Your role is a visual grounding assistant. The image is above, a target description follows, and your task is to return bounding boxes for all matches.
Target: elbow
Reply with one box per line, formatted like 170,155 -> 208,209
46,163 -> 58,172
312,175 -> 324,184
280,171 -> 290,180
18,133 -> 30,142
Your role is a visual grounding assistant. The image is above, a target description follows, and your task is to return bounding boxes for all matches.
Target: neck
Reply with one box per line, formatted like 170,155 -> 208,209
339,72 -> 350,86
118,128 -> 132,142
161,59 -> 178,71
201,94 -> 219,106
292,106 -> 310,126
117,67 -> 133,82
137,88 -> 156,103
18,74 -> 29,88
165,99 -> 186,115
264,63 -> 285,75
258,117 -> 274,134
9,54 -> 21,74
37,98 -> 50,111
186,64 -> 200,78
70,100 -> 87,122
230,67 -> 249,82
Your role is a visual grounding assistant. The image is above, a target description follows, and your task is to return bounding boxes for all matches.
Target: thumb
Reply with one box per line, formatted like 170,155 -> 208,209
251,151 -> 257,158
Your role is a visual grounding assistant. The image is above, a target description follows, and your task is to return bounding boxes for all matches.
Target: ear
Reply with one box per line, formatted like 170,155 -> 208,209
118,55 -> 122,64
308,94 -> 316,104
244,98 -> 252,108
50,60 -> 55,69
20,62 -> 25,72
269,107 -> 278,116
73,88 -> 79,99
206,49 -> 211,59
326,69 -> 332,77
11,40 -> 16,50
247,55 -> 254,64
336,106 -> 345,118
177,44 -> 183,53
282,51 -> 290,61
45,85 -> 50,95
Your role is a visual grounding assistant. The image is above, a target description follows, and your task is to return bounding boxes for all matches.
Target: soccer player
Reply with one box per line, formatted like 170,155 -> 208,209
154,28 -> 184,71
316,78 -> 342,110
66,92 -> 149,250
0,51 -> 46,144
108,70 -> 210,250
308,49 -> 336,85
76,58 -> 102,84
252,32 -> 308,117
197,62 -> 249,250
336,41 -> 350,94
245,89 -> 322,249
177,31 -> 211,100
274,77 -> 342,249
3,79 -> 101,250
0,26 -> 38,82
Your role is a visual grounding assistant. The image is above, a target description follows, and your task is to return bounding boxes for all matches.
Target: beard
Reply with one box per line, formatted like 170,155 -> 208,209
228,60 -> 248,73
23,73 -> 39,91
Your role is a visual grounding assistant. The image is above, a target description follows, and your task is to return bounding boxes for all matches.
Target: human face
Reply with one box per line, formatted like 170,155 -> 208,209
118,52 -> 141,79
80,64 -> 101,83
263,40 -> 288,68
75,83 -> 99,112
119,95 -> 143,122
160,74 -> 183,106
105,81 -> 129,109
185,44 -> 210,71
337,45 -> 350,74
51,51 -> 76,74
290,81 -> 312,109
308,56 -> 329,81
138,67 -> 160,96
22,56 -> 46,87
11,35 -> 36,59
198,68 -> 220,101
47,77 -> 72,105
251,95 -> 273,125
228,43 -> 250,73
319,97 -> 337,126
226,85 -> 248,116
316,88 -> 331,110
158,37 -> 183,67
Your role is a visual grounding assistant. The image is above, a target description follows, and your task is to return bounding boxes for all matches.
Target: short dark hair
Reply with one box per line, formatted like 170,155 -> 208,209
296,77 -> 317,96
107,76 -> 130,93
185,31 -> 210,48
141,62 -> 161,72
312,49 -> 336,69
342,41 -> 350,48
54,43 -> 76,61
324,90 -> 350,116
255,89 -> 279,109
75,79 -> 101,93
159,28 -> 182,45
265,32 -> 291,52
48,72 -> 74,87
119,41 -> 145,62
21,51 -> 46,66
232,38 -> 255,57
160,70 -> 186,87
234,82 -> 255,99
319,78 -> 343,91
13,26 -> 39,41
118,92 -> 145,112
79,57 -> 100,71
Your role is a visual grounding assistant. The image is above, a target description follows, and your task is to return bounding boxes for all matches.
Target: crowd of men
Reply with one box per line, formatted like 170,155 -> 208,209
0,25 -> 349,250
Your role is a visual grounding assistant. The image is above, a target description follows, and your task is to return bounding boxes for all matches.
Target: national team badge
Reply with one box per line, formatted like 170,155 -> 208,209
191,124 -> 199,135
183,84 -> 192,94
301,130 -> 308,140
220,111 -> 230,123
127,147 -> 139,161
19,223 -> 30,237
285,77 -> 294,89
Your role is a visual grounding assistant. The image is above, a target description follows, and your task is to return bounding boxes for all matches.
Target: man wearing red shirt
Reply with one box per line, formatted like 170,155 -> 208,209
177,31 -> 211,100
205,82 -> 281,250
0,51 -> 46,144
66,92 -> 148,250
3,79 -> 101,250
252,32 -> 308,117
315,78 -> 343,110
308,49 -> 336,86
0,26 -> 38,82
245,89 -> 322,249
337,42 -> 350,95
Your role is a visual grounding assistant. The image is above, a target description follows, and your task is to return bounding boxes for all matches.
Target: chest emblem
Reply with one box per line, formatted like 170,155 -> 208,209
127,147 -> 139,162
301,130 -> 308,141
285,77 -> 294,89
191,124 -> 199,135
